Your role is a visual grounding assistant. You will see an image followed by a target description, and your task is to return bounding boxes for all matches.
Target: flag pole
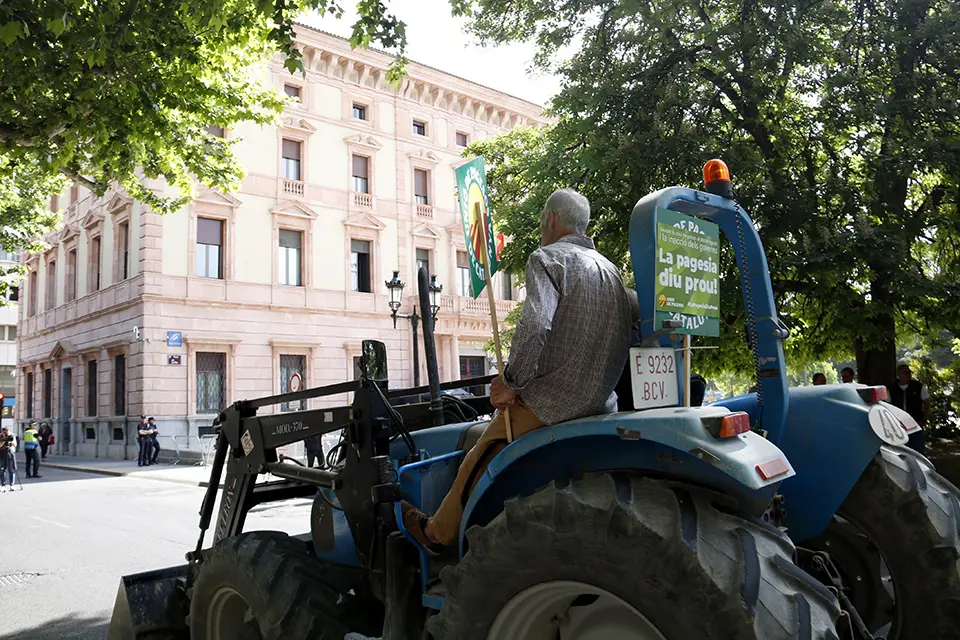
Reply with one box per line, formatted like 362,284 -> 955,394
477,205 -> 514,442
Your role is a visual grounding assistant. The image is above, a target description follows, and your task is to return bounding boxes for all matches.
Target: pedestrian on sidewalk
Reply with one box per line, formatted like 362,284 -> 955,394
22,422 -> 41,478
147,417 -> 161,465
137,416 -> 151,467
305,434 -> 323,468
0,426 -> 16,491
888,364 -> 930,455
38,422 -> 53,460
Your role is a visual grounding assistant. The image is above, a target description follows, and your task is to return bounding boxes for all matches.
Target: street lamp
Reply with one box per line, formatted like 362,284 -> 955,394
385,270 -> 405,328
385,269 -> 442,387
428,275 -> 442,318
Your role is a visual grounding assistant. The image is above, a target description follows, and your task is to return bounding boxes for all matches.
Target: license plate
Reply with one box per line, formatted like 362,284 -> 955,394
630,348 -> 679,410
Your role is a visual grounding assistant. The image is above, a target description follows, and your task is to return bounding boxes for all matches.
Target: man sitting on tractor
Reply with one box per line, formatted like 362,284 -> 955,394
402,188 -> 634,553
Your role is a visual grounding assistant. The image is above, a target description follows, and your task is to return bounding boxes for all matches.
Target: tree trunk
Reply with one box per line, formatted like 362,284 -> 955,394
854,309 -> 897,387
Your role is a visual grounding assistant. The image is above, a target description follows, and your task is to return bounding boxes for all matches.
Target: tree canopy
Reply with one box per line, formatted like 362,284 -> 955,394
464,0 -> 960,386
0,0 -> 413,263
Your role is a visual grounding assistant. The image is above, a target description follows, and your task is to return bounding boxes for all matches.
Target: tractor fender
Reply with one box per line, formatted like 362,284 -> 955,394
759,385 -> 894,543
459,405 -> 795,555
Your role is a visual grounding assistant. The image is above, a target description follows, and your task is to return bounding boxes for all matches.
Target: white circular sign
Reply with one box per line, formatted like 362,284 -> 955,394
868,405 -> 910,446
289,372 -> 303,393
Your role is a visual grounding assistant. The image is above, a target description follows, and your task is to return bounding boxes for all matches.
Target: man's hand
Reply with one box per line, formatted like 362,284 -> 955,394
490,377 -> 518,411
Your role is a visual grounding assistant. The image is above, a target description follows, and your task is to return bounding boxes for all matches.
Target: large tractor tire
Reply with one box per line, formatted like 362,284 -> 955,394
807,444 -> 960,639
428,473 -> 841,640
188,531 -> 351,640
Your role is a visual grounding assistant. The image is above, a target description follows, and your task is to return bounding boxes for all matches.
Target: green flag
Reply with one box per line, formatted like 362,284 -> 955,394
456,157 -> 500,298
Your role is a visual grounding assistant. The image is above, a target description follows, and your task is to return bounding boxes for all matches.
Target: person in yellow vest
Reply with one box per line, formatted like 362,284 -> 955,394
22,422 -> 41,478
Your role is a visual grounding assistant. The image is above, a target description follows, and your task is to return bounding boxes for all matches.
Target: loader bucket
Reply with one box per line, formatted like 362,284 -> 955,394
107,564 -> 190,639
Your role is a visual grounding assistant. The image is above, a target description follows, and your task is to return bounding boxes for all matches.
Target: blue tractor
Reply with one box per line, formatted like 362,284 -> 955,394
108,163 -> 958,640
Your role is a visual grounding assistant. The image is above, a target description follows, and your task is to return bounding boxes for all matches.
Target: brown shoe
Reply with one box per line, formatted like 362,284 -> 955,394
401,501 -> 444,556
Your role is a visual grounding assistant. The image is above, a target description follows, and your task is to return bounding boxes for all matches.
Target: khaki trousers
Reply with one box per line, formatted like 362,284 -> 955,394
428,404 -> 545,545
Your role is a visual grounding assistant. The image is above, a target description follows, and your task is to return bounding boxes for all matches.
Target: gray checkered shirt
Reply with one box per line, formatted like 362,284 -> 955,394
504,234 -> 633,424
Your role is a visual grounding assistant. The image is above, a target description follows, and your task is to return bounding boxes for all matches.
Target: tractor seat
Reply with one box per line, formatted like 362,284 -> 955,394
456,421 -> 489,452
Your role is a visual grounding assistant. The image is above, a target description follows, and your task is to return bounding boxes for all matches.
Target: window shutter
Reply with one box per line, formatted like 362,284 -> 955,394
414,170 -> 428,197
457,251 -> 468,268
281,139 -> 301,160
279,229 -> 302,249
352,155 -> 368,179
197,218 -> 223,245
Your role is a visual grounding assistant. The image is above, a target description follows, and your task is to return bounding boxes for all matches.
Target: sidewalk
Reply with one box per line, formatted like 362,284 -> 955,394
20,453 -> 218,488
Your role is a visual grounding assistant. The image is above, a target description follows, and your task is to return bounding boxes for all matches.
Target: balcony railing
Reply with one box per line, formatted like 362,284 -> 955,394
415,203 -> 433,219
416,295 -> 517,318
354,192 -> 373,208
281,179 -> 305,197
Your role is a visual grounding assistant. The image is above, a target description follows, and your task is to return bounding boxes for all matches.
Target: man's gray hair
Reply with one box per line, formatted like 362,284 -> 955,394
543,188 -> 590,234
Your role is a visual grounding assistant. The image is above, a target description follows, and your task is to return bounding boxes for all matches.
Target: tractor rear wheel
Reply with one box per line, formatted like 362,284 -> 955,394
428,473 -> 841,640
189,531 -> 351,640
807,444 -> 960,639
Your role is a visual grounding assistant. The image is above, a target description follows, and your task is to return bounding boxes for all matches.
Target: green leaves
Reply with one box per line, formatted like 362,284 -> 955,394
0,22 -> 23,45
465,0 -> 960,382
0,0 -> 418,244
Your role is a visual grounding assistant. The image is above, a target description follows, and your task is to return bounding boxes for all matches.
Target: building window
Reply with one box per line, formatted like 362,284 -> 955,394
416,248 -> 431,276
66,249 -> 77,302
25,371 -> 33,418
89,236 -> 101,293
70,184 -> 79,204
353,356 -> 363,380
197,352 -> 226,414
45,260 -> 56,310
205,124 -> 225,138
114,354 -> 126,415
279,354 -> 305,412
6,325 -> 16,341
460,356 -> 487,396
352,155 -> 369,194
456,132 -> 469,147
457,251 -> 471,297
412,120 -> 426,136
43,368 -> 52,417
8,286 -> 18,302
49,195 -> 58,212
28,270 -> 37,316
118,222 -> 129,280
350,240 -> 372,293
284,84 -> 301,100
352,104 -> 367,120
281,139 -> 302,181
87,359 -> 97,417
278,229 -> 302,286
0,249 -> 16,262
196,218 -> 224,279
501,272 -> 513,301
414,169 -> 429,205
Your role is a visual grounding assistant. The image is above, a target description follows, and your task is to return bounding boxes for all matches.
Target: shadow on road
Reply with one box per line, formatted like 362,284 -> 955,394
0,614 -> 109,640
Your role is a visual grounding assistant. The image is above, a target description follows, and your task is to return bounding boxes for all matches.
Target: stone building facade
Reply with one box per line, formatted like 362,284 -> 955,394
16,26 -> 543,459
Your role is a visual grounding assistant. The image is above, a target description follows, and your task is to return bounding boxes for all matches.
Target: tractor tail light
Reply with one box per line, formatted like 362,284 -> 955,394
857,386 -> 888,404
703,412 -> 751,438
702,159 -> 734,199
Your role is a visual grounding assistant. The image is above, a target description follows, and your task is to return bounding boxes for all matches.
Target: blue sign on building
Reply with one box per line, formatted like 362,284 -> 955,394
167,331 -> 183,347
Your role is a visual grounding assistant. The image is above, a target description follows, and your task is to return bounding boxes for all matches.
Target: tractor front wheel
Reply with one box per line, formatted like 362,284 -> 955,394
807,444 -> 960,639
188,531 -> 350,640
428,473 -> 841,640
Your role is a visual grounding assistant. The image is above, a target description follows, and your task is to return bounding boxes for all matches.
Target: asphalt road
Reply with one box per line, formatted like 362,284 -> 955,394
0,463 -> 314,640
